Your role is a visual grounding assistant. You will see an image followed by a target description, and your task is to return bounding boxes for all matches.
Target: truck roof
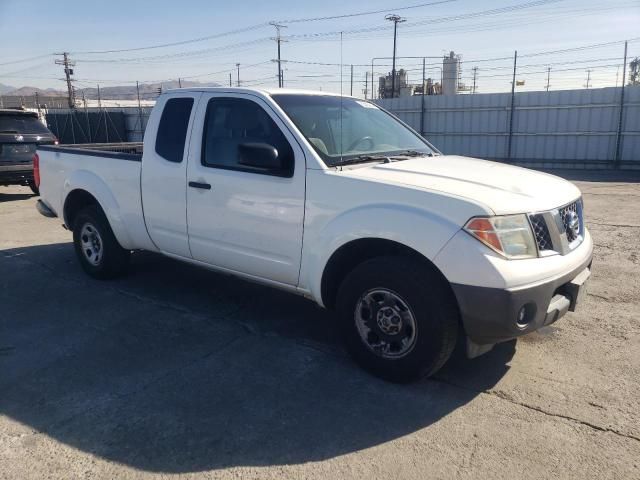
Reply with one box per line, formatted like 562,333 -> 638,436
162,86 -> 356,99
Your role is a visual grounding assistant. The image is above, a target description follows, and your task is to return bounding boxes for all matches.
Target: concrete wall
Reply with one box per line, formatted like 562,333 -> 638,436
375,86 -> 640,169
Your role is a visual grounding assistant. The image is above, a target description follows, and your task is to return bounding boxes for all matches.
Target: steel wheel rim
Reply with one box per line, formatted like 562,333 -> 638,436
80,222 -> 103,267
354,288 -> 418,359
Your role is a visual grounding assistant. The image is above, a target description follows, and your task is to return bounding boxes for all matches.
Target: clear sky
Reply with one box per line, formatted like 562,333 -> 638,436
0,0 -> 639,96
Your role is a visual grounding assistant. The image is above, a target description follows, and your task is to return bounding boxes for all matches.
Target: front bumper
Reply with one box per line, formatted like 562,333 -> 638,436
451,247 -> 593,351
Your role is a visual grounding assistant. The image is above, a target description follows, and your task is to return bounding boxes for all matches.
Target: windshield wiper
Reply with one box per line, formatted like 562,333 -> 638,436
388,150 -> 437,160
0,130 -> 20,134
335,154 -> 390,167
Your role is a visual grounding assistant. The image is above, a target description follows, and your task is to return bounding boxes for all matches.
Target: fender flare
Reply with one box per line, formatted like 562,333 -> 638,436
301,204 -> 462,306
62,169 -> 134,249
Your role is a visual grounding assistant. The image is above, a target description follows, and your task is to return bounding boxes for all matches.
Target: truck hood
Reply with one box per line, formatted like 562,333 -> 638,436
342,155 -> 581,215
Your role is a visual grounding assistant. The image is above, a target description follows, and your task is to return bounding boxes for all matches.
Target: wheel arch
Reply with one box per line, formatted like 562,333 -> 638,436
63,189 -> 100,230
61,170 -> 134,249
320,237 -> 457,313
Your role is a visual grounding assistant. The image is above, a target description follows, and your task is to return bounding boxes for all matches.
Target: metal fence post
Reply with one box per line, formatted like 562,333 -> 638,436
614,41 -> 628,169
507,50 -> 518,162
69,110 -> 76,144
420,57 -> 426,135
371,59 -> 375,100
136,81 -> 143,142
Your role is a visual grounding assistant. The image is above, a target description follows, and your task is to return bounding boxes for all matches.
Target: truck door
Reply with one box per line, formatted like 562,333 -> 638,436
141,93 -> 200,257
186,93 -> 305,286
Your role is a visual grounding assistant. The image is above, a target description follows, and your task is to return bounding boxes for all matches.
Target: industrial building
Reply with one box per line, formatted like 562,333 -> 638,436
378,51 -> 469,98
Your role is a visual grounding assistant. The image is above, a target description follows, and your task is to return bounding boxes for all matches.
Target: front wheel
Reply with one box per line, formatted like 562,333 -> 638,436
73,205 -> 130,279
336,255 -> 459,383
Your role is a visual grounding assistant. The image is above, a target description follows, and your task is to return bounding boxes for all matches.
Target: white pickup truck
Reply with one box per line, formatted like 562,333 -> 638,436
35,88 -> 593,382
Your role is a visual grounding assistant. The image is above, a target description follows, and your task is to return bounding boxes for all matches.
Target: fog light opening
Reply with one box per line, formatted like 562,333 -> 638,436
516,303 -> 536,328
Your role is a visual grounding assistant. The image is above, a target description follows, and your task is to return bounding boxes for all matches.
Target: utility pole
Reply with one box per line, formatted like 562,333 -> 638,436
236,63 -> 240,87
385,14 -> 406,98
546,67 -> 551,91
472,67 -> 478,94
55,52 -> 76,108
270,22 -> 287,88
350,64 -> 354,96
178,78 -> 182,88
229,72 -> 232,87
584,69 -> 592,89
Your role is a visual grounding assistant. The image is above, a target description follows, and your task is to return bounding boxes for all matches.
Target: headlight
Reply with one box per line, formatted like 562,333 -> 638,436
464,214 -> 537,259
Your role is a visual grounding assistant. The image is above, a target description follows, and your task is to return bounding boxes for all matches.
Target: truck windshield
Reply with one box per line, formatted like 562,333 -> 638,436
271,94 -> 437,167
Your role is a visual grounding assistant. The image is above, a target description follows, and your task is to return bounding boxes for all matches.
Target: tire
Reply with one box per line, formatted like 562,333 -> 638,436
72,205 -> 130,279
28,182 -> 39,196
336,255 -> 459,383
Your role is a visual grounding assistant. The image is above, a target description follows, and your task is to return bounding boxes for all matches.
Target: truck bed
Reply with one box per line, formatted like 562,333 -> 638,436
37,142 -> 152,251
38,142 -> 143,161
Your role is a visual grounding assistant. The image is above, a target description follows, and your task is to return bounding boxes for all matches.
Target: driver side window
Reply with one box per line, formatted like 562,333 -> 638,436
201,97 -> 294,176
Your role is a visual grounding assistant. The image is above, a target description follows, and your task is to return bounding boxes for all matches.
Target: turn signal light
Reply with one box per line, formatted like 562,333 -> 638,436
464,215 -> 537,259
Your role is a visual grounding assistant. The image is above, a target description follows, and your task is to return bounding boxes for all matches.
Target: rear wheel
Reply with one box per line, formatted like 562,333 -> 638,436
73,205 -> 130,279
28,181 -> 39,196
336,255 -> 459,383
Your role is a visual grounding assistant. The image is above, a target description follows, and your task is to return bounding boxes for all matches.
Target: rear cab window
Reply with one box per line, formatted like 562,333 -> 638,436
155,97 -> 194,163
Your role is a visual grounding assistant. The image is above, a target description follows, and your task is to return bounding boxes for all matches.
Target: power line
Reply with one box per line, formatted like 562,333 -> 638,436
277,0 -> 458,23
0,54 -> 52,66
74,38 -> 271,64
317,2 -> 636,43
69,1 -> 460,57
72,23 -> 270,55
287,0 -> 567,40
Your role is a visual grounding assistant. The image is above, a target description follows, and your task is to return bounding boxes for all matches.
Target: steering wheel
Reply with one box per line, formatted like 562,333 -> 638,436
347,136 -> 374,152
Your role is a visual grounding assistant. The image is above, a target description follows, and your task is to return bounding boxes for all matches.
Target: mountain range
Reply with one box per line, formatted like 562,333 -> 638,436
0,80 -> 220,99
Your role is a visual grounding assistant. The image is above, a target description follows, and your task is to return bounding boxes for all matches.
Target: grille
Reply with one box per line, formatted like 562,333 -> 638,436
529,214 -> 553,251
559,201 -> 581,243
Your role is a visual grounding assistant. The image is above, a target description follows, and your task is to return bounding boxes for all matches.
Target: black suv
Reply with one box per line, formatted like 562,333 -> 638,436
0,109 -> 57,195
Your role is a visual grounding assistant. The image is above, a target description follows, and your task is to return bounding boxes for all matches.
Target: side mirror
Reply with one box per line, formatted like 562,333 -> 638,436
238,142 -> 283,170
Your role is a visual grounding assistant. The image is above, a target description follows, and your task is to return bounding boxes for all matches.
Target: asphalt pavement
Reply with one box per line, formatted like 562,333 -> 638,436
0,173 -> 639,479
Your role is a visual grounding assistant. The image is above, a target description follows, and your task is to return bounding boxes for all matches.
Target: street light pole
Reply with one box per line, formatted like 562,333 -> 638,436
385,14 -> 406,98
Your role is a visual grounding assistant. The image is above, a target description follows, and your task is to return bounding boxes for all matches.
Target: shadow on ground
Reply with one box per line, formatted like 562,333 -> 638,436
0,190 -> 35,202
0,243 -> 514,473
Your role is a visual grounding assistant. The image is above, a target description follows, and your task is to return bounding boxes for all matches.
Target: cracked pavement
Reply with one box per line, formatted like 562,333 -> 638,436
1,171 -> 639,479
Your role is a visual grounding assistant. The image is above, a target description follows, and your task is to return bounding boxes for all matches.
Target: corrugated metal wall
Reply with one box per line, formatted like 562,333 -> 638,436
45,107 -> 152,143
375,86 -> 640,169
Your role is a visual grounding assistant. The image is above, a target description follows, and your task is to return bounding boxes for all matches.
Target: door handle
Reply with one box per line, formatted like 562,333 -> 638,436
188,181 -> 211,190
